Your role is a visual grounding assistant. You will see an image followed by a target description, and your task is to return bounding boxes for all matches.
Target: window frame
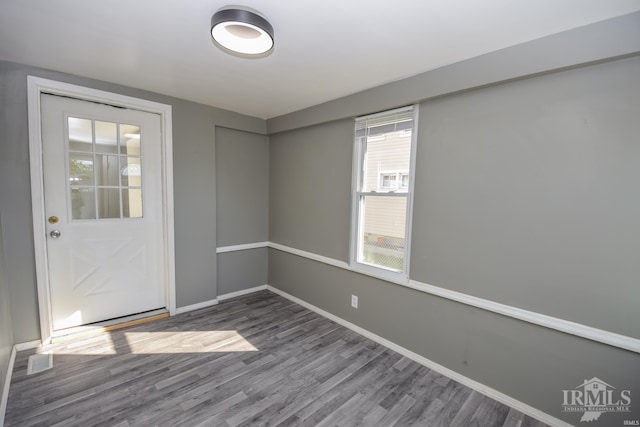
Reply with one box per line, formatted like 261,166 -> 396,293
349,105 -> 419,280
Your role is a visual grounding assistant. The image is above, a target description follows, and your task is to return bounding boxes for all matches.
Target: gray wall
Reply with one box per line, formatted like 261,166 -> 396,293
0,60 -> 265,341
0,69 -> 16,402
268,56 -> 640,424
0,62 -> 37,343
215,127 -> 269,295
0,213 -> 14,409
217,249 -> 268,296
411,56 -> 640,338
269,120 -> 353,261
216,127 -> 269,247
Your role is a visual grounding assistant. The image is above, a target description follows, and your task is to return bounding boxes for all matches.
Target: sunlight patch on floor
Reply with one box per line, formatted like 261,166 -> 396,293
123,330 -> 259,353
48,330 -> 258,355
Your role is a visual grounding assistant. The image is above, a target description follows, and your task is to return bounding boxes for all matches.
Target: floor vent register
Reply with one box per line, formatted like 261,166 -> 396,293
27,353 -> 53,375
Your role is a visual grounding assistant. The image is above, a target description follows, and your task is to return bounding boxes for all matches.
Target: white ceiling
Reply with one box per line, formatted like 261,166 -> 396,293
1,1 -> 639,119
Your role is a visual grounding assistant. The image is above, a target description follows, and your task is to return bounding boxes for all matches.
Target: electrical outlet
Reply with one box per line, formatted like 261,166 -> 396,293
351,295 -> 358,308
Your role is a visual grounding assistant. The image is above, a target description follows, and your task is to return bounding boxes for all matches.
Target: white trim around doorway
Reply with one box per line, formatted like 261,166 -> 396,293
27,76 -> 176,345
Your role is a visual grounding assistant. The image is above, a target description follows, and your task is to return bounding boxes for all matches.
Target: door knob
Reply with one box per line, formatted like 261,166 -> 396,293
48,216 -> 59,224
50,230 -> 61,239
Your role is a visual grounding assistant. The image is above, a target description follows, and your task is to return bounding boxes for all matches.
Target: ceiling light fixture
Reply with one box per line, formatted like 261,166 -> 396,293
211,7 -> 274,58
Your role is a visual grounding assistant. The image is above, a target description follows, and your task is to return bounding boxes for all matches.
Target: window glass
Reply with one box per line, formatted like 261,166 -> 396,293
71,187 -> 96,220
120,124 -> 141,155
95,121 -> 118,153
95,154 -> 119,187
68,117 -> 93,152
120,157 -> 142,187
359,195 -> 408,271
97,188 -> 121,219
67,117 -> 143,220
69,153 -> 94,186
122,188 -> 143,218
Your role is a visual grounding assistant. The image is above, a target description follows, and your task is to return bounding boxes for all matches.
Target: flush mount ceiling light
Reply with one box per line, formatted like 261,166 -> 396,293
211,7 -> 274,58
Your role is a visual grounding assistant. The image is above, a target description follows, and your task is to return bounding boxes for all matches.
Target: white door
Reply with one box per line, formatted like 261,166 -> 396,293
41,94 -> 166,330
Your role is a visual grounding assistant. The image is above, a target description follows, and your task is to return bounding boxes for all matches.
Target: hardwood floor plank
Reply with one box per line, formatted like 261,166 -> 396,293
469,394 -> 511,426
374,393 -> 417,427
450,390 -> 486,425
4,290 -> 549,427
393,370 -> 451,425
314,392 -> 365,427
502,407 -> 526,427
375,362 -> 422,410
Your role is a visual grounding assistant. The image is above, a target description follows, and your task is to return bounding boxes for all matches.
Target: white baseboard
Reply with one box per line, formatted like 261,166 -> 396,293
14,340 -> 40,352
175,285 -> 269,314
217,285 -> 267,302
0,346 -> 17,427
266,285 -> 571,427
174,298 -> 219,315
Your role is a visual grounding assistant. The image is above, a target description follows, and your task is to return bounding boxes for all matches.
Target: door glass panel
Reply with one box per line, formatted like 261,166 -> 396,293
69,153 -> 94,186
95,121 -> 118,153
68,118 -> 143,221
122,188 -> 143,218
120,124 -> 141,155
95,154 -> 120,187
120,157 -> 142,187
97,188 -> 121,219
71,187 -> 96,220
68,117 -> 93,152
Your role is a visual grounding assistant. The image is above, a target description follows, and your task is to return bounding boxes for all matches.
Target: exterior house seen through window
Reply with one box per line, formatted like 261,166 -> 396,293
351,106 -> 418,278
379,171 -> 409,191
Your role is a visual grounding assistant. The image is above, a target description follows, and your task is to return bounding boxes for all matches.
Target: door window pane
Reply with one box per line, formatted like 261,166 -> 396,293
120,124 -> 141,155
120,157 -> 142,187
95,154 -> 120,187
122,188 -> 143,218
68,117 -> 93,152
95,121 -> 118,153
71,187 -> 96,220
69,153 -> 94,186
97,188 -> 121,219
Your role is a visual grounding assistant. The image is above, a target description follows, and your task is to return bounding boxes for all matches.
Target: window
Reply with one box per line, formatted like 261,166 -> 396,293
378,171 -> 409,191
380,173 -> 398,190
351,106 -> 418,277
68,117 -> 143,220
400,173 -> 409,189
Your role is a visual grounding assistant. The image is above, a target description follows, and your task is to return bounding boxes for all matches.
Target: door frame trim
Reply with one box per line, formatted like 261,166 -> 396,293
27,76 -> 177,344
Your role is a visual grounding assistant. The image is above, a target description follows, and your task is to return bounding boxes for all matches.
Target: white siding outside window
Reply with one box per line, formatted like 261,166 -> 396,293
351,106 -> 418,278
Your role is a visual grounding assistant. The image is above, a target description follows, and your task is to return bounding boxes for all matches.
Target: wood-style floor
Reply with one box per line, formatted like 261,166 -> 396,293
5,291 -> 548,426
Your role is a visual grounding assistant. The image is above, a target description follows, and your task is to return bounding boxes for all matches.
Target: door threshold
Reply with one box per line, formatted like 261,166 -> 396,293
51,309 -> 169,342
